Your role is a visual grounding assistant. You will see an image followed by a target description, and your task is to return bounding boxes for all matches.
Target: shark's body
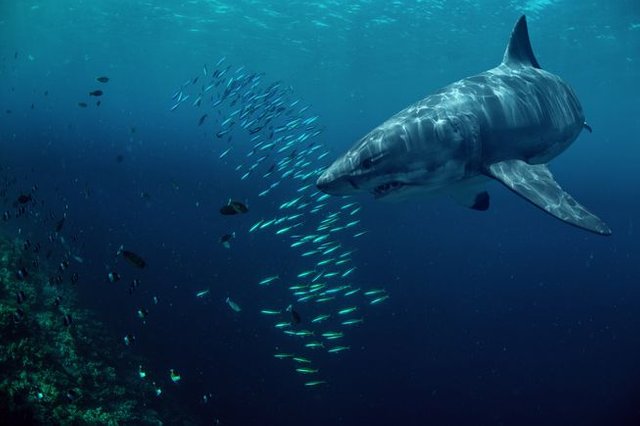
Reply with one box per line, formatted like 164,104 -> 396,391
316,16 -> 611,235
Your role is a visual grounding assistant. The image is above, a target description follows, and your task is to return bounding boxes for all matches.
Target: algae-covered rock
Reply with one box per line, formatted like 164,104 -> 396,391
1,234 -> 166,425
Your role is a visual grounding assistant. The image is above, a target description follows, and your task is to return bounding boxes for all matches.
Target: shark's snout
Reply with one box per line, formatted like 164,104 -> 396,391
316,167 -> 357,196
315,171 -> 332,193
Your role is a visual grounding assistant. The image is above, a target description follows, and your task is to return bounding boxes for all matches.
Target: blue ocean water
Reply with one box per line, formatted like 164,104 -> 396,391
1,1 -> 639,425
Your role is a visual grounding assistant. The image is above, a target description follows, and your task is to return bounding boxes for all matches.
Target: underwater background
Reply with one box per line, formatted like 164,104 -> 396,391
1,1 -> 639,425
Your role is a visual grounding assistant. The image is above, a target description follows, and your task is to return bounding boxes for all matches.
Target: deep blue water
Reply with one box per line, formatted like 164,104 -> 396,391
1,1 -> 639,425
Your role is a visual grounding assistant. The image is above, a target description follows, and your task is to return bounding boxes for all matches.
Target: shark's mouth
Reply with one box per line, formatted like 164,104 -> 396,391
373,181 -> 404,198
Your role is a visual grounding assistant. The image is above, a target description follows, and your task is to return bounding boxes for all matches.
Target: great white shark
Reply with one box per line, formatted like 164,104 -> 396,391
316,15 -> 611,236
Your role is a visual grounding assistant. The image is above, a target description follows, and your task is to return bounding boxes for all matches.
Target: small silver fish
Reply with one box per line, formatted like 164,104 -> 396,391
225,297 -> 241,312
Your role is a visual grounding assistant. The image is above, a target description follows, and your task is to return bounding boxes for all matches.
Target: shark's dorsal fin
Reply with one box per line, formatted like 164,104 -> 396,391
486,160 -> 611,236
502,15 -> 541,69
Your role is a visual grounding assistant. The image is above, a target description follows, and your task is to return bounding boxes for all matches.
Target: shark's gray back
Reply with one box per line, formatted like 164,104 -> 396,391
364,62 -> 585,188
405,63 -> 585,170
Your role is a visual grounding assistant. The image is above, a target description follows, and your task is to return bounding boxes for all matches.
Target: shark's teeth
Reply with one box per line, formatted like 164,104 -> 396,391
373,181 -> 403,197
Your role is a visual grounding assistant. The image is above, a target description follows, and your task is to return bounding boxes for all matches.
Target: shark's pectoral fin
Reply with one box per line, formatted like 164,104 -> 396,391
446,178 -> 491,211
486,160 -> 611,236
470,191 -> 490,211
449,187 -> 490,211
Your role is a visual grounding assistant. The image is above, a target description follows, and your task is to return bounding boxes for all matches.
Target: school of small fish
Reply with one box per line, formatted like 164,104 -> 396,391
172,58 -> 390,387
1,50 -> 391,400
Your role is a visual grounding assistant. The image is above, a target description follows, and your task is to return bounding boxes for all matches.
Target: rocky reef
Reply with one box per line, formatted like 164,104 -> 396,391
0,234 -> 165,425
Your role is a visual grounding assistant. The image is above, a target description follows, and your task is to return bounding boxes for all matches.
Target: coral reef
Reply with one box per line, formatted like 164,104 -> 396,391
0,234 -> 164,425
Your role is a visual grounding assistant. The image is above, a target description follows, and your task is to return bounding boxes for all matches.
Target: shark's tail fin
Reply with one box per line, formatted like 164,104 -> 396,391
502,15 -> 541,69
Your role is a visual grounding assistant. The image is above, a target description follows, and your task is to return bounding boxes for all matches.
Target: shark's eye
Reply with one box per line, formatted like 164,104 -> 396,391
361,158 -> 373,169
